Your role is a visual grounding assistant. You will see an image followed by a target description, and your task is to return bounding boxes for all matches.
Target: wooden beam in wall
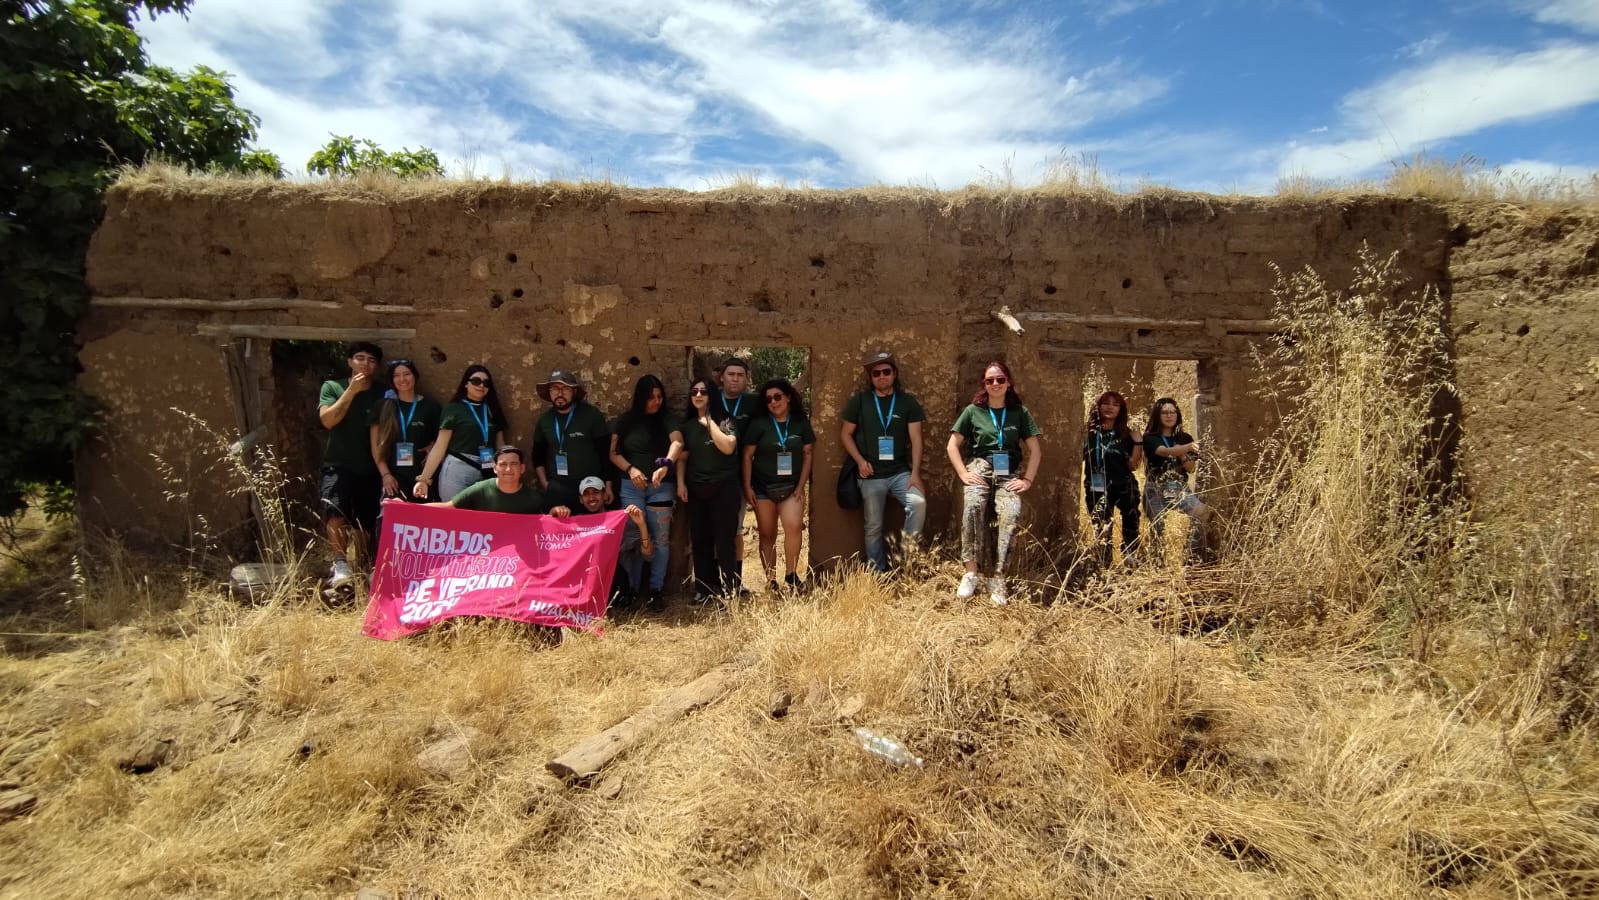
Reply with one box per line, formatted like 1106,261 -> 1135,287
196,324 -> 417,340
93,296 -> 341,311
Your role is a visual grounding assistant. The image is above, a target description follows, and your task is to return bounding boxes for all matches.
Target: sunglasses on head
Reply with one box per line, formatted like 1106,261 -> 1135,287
985,376 -> 1008,385
765,393 -> 786,403
467,376 -> 491,387
870,367 -> 894,377
389,359 -> 414,369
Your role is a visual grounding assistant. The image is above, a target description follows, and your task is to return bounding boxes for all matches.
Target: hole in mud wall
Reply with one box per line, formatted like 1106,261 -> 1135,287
426,247 -> 442,257
1122,277 -> 1134,289
490,294 -> 504,309
628,356 -> 640,366
687,343 -> 816,576
430,347 -> 448,364
809,256 -> 825,268
1044,284 -> 1057,295
751,289 -> 775,312
1515,324 -> 1530,336
217,246 -> 231,256
556,339 -> 567,347
506,252 -> 518,263
1080,357 -> 1207,567
512,288 -> 524,299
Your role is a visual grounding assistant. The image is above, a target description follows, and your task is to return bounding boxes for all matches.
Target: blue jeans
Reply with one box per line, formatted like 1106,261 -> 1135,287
620,480 -> 674,591
859,471 -> 926,571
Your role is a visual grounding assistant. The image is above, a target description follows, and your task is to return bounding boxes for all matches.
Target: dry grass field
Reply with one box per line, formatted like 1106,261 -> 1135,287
3,221 -> 1598,898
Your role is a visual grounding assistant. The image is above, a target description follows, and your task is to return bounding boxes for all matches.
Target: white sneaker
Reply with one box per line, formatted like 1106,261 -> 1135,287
328,558 -> 354,588
956,571 -> 981,598
989,577 -> 1009,606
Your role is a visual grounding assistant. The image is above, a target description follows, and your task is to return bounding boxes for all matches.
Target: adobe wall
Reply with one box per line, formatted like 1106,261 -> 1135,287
80,180 -> 1456,562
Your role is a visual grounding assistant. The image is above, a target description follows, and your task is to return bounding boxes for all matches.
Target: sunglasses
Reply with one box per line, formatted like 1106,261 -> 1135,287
764,393 -> 786,403
985,376 -> 1008,385
690,387 -> 710,396
870,367 -> 895,377
467,377 -> 492,387
389,358 -> 414,369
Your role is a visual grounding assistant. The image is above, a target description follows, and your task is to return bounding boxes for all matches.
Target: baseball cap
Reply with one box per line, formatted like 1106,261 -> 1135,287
579,476 -> 606,494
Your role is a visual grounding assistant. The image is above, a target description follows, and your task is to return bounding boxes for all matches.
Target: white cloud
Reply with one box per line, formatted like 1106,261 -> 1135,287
1535,0 -> 1599,32
1279,43 -> 1599,179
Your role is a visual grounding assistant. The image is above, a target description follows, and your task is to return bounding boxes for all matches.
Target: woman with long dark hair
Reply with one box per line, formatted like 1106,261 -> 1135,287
946,360 -> 1042,605
412,364 -> 507,502
1142,397 -> 1211,558
609,374 -> 685,607
676,376 -> 741,602
1083,389 -> 1143,566
742,378 -> 815,592
369,358 -> 442,503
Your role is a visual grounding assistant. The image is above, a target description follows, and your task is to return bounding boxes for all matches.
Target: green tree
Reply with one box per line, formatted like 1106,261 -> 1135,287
306,135 -> 444,178
0,0 -> 276,520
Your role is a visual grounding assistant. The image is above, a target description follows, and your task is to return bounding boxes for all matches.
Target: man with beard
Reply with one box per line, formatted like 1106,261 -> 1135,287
532,370 -> 612,513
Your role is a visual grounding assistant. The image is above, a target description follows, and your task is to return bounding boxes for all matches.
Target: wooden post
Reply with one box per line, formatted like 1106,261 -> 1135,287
545,664 -> 736,782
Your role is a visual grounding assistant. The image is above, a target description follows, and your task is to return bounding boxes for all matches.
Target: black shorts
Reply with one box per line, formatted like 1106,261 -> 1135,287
320,466 -> 380,529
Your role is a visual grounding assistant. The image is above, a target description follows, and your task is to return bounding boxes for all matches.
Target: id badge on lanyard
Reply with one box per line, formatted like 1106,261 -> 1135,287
877,436 -> 894,461
1089,470 -> 1107,492
991,451 -> 1011,477
554,453 -> 569,477
776,453 -> 794,476
478,446 -> 495,469
395,442 -> 415,467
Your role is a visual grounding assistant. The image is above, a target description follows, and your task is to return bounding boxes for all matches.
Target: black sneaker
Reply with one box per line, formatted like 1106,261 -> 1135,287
648,589 -> 665,609
784,572 -> 804,593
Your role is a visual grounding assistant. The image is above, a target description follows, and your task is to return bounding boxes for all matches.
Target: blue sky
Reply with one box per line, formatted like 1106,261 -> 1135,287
139,0 -> 1599,192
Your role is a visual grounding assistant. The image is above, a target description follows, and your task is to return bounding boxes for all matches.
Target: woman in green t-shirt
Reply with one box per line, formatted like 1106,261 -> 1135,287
412,364 -> 507,502
676,377 -> 741,601
369,358 -> 443,503
742,379 -> 815,593
946,361 -> 1042,606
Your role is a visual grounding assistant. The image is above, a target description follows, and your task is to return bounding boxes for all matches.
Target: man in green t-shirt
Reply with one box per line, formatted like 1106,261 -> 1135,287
443,446 -> 546,514
839,350 -> 927,572
317,341 -> 384,588
532,370 -> 612,512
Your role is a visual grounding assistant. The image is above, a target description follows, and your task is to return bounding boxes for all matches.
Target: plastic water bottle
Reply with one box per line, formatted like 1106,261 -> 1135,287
853,727 -> 923,768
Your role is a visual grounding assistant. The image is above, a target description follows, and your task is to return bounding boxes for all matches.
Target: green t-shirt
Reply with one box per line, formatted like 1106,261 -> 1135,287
682,415 -> 739,483
533,402 -> 610,482
616,414 -> 683,474
368,395 -> 443,476
711,391 -> 758,439
319,379 -> 382,474
451,478 -> 545,514
742,414 -> 816,484
841,389 -> 926,479
951,403 -> 1042,460
439,400 -> 501,460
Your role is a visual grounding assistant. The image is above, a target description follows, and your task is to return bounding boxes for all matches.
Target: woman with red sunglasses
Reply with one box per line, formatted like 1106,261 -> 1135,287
946,361 -> 1042,605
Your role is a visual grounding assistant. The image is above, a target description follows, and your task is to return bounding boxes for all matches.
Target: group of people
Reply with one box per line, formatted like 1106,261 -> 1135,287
316,343 -> 1209,608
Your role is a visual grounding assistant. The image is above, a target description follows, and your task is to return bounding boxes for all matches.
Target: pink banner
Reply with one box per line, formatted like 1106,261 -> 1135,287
362,502 -> 627,639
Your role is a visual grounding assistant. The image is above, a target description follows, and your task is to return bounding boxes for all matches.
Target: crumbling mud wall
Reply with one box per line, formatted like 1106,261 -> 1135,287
81,179 -> 1456,564
1445,204 -> 1599,512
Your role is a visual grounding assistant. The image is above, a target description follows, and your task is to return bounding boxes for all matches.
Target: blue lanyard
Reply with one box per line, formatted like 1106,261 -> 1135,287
726,393 -> 743,419
987,405 -> 1006,450
1161,435 -> 1173,448
771,415 -> 791,450
553,407 -> 576,452
396,399 -> 418,437
465,401 -> 491,443
874,391 -> 896,432
1094,428 -> 1113,469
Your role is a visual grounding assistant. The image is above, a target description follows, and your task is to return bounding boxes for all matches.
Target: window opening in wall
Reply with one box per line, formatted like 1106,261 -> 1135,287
1079,357 -> 1211,568
687,344 -> 815,591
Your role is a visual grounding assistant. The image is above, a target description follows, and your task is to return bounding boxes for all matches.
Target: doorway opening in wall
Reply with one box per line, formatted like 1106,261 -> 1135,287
685,344 -> 815,592
1079,357 -> 1213,569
